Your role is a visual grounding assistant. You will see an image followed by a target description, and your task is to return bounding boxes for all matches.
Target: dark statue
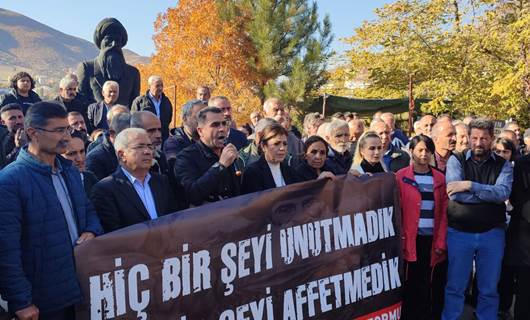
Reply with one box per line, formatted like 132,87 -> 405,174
77,18 -> 140,107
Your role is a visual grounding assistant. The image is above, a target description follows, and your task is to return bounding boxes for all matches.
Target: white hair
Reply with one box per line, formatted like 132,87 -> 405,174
106,104 -> 129,122
59,74 -> 77,89
114,128 -> 147,155
102,80 -> 119,93
263,97 -> 282,112
147,75 -> 162,86
326,119 -> 349,137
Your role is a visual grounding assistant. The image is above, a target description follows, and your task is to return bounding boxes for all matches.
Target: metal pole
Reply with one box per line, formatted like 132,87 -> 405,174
322,93 -> 327,117
172,84 -> 177,127
408,75 -> 415,136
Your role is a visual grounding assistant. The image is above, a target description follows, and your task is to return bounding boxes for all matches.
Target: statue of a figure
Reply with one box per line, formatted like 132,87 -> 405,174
77,18 -> 140,107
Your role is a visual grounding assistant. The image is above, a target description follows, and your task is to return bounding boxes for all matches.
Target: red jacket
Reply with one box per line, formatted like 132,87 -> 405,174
396,165 -> 448,267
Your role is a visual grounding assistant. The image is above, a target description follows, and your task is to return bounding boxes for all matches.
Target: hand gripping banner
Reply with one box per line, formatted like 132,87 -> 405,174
75,173 -> 403,319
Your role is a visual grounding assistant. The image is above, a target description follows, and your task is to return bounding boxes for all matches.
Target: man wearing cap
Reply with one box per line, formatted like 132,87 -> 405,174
77,17 -> 140,107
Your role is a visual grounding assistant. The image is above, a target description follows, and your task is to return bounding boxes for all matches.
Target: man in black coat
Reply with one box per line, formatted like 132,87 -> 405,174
0,103 -> 26,165
77,18 -> 140,107
54,74 -> 88,117
91,128 -> 175,233
324,119 -> 353,175
504,154 -> 530,319
86,113 -> 130,180
131,75 -> 173,142
163,99 -> 206,162
86,81 -> 120,132
174,107 -> 241,206
61,131 -> 98,197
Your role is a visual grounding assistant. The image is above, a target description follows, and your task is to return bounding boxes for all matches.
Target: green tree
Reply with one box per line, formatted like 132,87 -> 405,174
225,0 -> 333,108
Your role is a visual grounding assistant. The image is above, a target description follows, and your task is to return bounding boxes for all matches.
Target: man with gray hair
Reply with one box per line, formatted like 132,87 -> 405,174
303,112 -> 323,139
86,112 -> 131,180
324,119 -> 352,174
130,111 -> 169,176
262,97 -> 303,162
431,120 -> 457,172
90,128 -> 175,232
54,73 -> 88,121
87,80 -> 120,132
131,75 -> 173,142
163,99 -> 207,162
381,112 -> 409,148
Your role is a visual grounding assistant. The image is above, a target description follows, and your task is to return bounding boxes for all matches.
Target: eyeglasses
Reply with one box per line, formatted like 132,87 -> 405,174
129,144 -> 155,151
35,126 -> 73,136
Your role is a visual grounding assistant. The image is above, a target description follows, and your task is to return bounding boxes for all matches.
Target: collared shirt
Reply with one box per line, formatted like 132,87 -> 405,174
267,162 -> 286,187
148,92 -> 162,118
434,151 -> 451,172
121,167 -> 158,220
51,160 -> 79,244
383,145 -> 394,170
446,150 -> 513,204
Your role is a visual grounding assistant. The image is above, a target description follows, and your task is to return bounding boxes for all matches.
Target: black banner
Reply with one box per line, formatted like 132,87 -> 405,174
75,173 -> 403,319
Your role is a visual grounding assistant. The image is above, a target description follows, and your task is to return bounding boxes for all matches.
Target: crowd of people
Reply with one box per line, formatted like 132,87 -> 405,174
0,68 -> 529,320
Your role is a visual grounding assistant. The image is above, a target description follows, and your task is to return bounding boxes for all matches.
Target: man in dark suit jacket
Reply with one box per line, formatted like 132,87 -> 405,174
77,18 -> 140,107
91,128 -> 175,232
86,81 -> 121,133
86,113 -> 130,180
131,76 -> 173,142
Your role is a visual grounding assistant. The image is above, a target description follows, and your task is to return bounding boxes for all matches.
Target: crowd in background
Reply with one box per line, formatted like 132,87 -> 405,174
0,70 -> 529,320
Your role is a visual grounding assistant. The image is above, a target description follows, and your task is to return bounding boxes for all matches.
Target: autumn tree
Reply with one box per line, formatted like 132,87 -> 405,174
333,0 -> 530,124
138,0 -> 263,127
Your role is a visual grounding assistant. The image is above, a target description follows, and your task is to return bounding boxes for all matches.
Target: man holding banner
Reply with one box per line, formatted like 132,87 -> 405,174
0,102 -> 103,319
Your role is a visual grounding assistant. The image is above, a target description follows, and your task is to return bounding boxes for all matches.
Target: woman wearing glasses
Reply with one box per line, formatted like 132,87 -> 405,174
350,131 -> 387,174
295,135 -> 336,181
396,134 -> 448,320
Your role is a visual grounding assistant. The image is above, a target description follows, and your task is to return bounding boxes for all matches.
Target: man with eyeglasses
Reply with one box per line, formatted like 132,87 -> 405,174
174,106 -> 241,206
0,101 -> 103,320
90,128 -> 175,233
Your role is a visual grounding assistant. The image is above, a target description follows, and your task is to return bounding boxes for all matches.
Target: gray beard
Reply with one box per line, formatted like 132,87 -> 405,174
97,47 -> 126,81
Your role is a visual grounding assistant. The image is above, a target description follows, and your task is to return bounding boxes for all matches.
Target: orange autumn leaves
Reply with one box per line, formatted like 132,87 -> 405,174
139,0 -> 264,127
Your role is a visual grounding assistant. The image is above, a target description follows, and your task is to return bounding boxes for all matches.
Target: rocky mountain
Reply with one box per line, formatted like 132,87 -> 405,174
0,8 -> 149,88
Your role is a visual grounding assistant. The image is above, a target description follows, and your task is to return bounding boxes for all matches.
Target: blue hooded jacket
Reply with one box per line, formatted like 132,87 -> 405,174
0,147 -> 103,313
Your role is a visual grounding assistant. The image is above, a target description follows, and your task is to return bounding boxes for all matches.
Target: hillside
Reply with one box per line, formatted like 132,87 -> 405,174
0,8 -> 149,90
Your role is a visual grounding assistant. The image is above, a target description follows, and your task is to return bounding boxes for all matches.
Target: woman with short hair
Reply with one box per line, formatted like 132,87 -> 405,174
241,123 -> 301,194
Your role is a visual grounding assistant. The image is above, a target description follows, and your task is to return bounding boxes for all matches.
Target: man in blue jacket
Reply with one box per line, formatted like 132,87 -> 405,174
0,101 -> 103,319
